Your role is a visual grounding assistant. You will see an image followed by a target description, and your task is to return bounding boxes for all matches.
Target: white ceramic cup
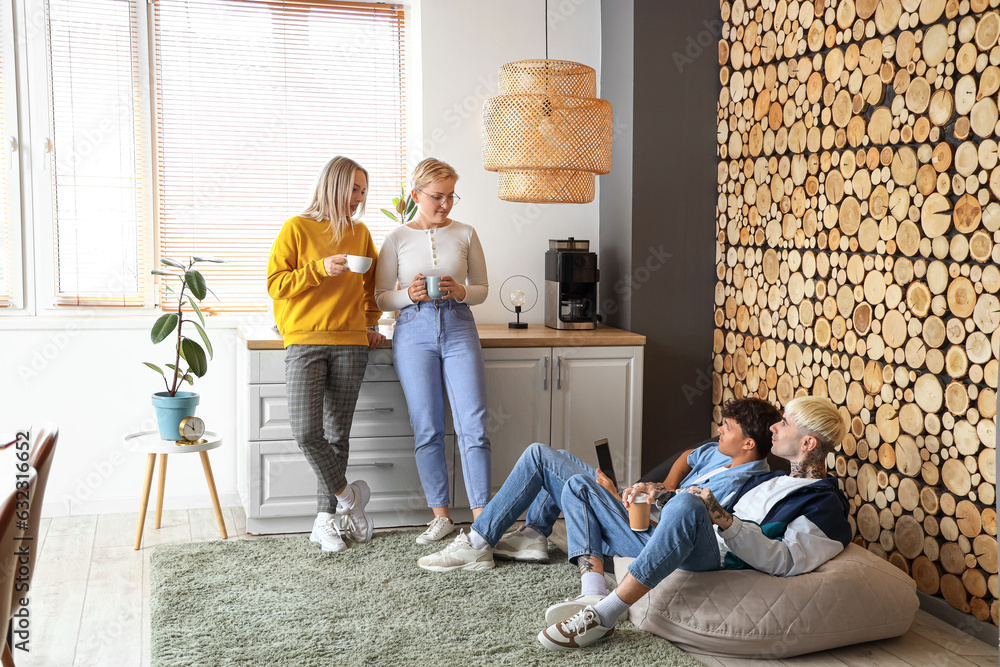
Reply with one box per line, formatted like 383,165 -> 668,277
345,255 -> 373,273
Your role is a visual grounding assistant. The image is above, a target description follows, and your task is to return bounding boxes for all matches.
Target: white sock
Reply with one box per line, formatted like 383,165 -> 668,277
335,485 -> 355,508
468,529 -> 489,550
519,525 -> 543,539
580,571 -> 606,597
593,591 -> 629,628
316,512 -> 333,525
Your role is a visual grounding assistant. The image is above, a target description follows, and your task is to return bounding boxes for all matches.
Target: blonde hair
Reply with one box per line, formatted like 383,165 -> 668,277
786,396 -> 847,455
301,156 -> 369,244
411,157 -> 459,191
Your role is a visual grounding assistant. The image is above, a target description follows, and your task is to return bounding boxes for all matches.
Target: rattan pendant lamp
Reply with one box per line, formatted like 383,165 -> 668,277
481,2 -> 613,204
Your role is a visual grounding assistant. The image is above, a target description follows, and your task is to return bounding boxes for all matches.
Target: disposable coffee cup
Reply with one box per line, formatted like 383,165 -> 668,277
425,276 -> 445,299
628,492 -> 651,531
345,254 -> 372,273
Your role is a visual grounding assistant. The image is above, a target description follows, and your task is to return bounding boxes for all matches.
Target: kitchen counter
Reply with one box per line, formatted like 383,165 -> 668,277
238,323 -> 646,350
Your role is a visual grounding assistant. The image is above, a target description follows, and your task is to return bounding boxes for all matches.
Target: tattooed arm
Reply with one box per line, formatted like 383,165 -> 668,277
685,486 -> 734,530
622,482 -> 675,509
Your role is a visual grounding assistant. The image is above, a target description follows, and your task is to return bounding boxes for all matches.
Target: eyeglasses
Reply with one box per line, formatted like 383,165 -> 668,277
417,190 -> 460,206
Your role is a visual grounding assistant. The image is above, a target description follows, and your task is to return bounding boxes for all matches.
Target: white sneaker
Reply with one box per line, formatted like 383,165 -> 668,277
494,526 -> 549,562
538,605 -> 615,651
336,480 -> 374,542
417,530 -> 494,572
415,516 -> 456,544
544,594 -> 606,625
309,517 -> 348,553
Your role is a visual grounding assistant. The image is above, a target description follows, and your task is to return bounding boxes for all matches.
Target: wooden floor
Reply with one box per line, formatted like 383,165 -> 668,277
20,508 -> 999,667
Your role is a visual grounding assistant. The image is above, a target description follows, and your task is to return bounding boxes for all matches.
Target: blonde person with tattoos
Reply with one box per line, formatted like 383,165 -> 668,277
539,396 -> 850,652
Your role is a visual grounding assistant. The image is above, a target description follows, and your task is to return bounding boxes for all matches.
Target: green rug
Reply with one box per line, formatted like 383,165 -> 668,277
150,531 -> 701,667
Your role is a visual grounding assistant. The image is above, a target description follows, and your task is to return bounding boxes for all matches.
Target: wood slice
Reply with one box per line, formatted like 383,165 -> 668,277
928,89 -> 954,126
840,197 -> 862,235
900,403 -> 925,435
942,458 -> 973,496
958,500 -> 984,538
941,574 -> 971,613
857,0 -> 879,18
899,478 -> 920,511
948,276 -> 978,318
923,460 -> 941,485
946,381 -> 971,415
862,107 -> 892,145
932,143 -> 953,173
924,316 -> 947,348
895,435 -> 922,477
970,230 -> 993,263
914,373 -> 944,412
912,555 -> 941,594
919,0 -> 947,24
941,542 -> 967,574
877,0 -> 903,35
922,23 -> 949,67
946,346 -> 970,378
956,42 -> 979,75
973,294 -> 1000,334
921,486 -> 940,514
967,333 -> 991,365
921,193 -> 952,238
864,360 -> 884,395
833,90 -> 853,128
963,568 -> 988,597
892,147 -> 918,186
979,66 -> 1000,101
858,463 -> 879,502
896,515 -> 925,558
906,76 -> 931,115
955,75 -> 978,117
977,12 -> 1000,51
837,0 -> 856,29
896,220 -> 922,256
971,98 -> 999,139
917,164 -> 939,196
979,388 -> 998,420
858,503 -> 881,541
889,552 -> 910,574
980,450 -> 996,485
974,534 -> 998,573
970,598 -> 991,622
907,282 -> 932,317
955,142 -> 981,178
953,194 -> 983,234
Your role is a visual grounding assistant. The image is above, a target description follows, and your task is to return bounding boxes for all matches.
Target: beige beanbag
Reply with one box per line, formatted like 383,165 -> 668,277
614,543 -> 918,658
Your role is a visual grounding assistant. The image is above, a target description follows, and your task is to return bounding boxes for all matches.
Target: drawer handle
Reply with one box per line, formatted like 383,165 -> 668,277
347,462 -> 394,469
357,407 -> 394,413
543,357 -> 548,391
367,364 -> 395,369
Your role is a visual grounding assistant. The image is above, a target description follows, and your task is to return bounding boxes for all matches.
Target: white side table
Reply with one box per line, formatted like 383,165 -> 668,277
126,431 -> 228,549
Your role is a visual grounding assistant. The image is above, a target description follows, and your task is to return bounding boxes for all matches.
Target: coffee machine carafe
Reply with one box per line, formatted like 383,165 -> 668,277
544,238 -> 600,330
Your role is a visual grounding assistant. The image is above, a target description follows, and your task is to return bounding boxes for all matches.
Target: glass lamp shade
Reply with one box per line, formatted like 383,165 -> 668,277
482,60 -> 613,204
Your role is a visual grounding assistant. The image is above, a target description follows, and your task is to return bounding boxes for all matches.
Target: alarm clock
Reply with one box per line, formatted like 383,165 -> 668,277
178,416 -> 206,444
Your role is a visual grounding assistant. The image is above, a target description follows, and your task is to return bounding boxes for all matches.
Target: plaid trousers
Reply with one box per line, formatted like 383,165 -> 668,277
285,344 -> 369,513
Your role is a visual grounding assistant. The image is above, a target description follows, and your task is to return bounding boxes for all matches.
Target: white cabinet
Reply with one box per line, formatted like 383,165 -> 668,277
237,339 -> 643,533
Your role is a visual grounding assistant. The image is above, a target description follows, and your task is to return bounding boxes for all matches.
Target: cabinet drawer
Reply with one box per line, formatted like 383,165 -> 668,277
249,437 -> 450,520
248,381 -> 413,440
250,348 -> 398,383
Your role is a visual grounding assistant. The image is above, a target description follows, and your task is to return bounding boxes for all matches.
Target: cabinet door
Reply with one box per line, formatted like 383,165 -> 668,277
455,347 -> 550,503
550,346 -> 643,484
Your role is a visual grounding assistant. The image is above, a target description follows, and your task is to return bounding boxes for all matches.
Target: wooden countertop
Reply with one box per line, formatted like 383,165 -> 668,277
238,323 -> 646,350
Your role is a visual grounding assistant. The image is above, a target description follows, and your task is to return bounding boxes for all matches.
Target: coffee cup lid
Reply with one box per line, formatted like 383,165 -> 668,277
632,492 -> 649,503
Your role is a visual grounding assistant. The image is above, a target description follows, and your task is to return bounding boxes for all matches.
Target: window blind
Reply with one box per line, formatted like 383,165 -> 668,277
46,0 -> 148,306
0,6 -> 11,308
153,0 -> 407,313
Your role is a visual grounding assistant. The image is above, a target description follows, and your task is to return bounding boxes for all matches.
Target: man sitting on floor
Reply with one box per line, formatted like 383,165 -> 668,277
537,395 -> 850,651
417,397 -> 782,588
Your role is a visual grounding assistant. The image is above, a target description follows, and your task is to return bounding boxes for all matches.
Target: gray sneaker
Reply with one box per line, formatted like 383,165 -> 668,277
494,526 -> 549,562
336,480 -> 374,542
417,530 -> 494,572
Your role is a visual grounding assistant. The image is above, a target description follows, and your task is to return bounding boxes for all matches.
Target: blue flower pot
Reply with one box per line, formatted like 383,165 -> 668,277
152,391 -> 200,440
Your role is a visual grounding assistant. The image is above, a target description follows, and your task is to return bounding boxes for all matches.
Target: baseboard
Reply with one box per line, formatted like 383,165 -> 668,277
40,492 -> 244,518
917,591 -> 998,646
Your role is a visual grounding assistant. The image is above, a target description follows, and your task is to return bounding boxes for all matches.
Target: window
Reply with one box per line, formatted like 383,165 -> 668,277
8,0 -> 407,314
154,0 -> 407,313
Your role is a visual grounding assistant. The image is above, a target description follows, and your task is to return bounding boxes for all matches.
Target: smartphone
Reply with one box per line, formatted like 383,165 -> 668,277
594,438 -> 618,490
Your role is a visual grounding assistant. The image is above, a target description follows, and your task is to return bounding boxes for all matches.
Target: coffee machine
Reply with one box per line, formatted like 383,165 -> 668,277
544,237 -> 600,330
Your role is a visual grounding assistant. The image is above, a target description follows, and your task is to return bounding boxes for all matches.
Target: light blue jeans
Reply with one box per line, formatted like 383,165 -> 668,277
562,476 -> 722,588
393,300 -> 491,508
471,443 -> 596,546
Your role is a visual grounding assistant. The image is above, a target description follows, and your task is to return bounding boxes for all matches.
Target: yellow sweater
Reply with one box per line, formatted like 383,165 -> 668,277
267,216 -> 381,347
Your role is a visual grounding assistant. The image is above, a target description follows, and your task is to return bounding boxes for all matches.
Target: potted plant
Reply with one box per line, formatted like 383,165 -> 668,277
144,255 -> 224,440
380,182 -> 416,224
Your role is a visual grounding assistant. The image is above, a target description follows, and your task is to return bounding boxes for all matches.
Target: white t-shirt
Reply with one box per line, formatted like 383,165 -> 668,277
374,219 -> 489,311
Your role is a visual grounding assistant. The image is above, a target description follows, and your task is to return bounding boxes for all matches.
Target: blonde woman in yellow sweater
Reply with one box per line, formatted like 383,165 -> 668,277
267,156 -> 385,553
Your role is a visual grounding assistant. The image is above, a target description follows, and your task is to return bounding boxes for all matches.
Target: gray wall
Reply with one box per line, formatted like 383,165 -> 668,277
601,0 -> 720,472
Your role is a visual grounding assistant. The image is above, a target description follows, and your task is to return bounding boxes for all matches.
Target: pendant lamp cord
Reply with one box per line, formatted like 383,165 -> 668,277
544,0 -> 548,59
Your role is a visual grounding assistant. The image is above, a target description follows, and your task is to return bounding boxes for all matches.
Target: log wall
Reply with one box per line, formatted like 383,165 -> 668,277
714,0 -> 999,625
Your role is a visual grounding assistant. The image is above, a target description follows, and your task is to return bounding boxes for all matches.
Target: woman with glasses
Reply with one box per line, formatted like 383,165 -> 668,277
375,157 -> 491,546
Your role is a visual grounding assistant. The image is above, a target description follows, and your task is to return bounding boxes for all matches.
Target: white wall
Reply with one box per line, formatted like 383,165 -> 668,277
0,0 -> 605,518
